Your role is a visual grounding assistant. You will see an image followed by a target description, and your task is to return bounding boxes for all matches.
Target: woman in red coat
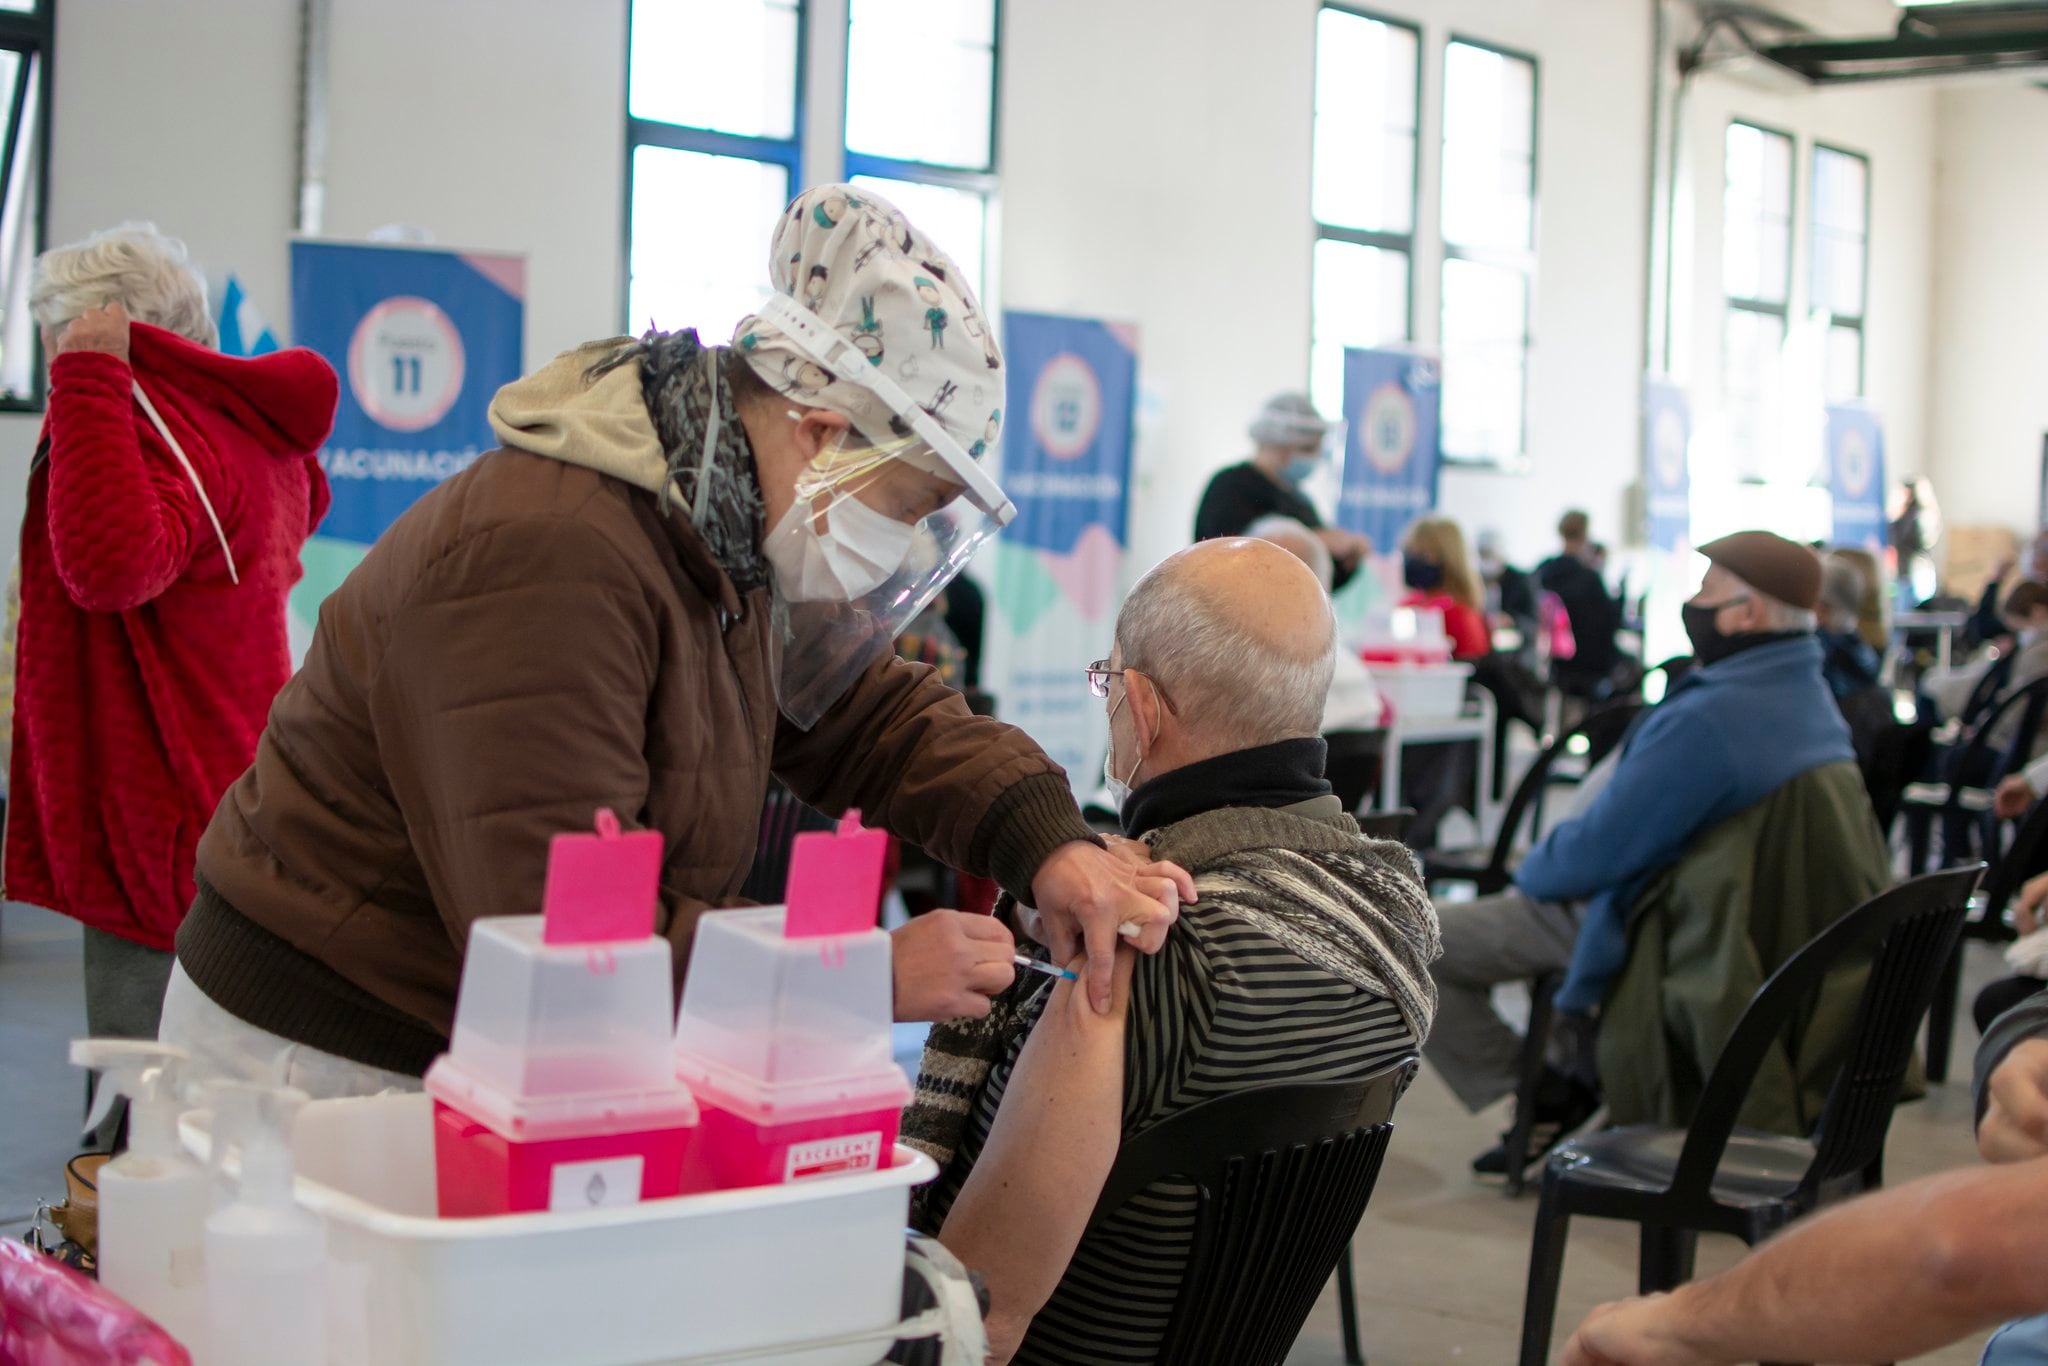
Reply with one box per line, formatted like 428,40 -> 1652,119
8,224 -> 334,1119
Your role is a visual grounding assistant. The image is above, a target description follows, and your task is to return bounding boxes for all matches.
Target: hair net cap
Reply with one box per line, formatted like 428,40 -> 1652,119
733,184 -> 1004,463
1248,392 -> 1333,449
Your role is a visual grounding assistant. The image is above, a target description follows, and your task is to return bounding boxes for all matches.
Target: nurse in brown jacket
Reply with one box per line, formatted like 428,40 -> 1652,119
160,185 -> 1191,1089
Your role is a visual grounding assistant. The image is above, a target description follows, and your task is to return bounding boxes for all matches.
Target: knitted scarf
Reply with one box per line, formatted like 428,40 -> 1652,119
587,327 -> 769,594
901,802 -> 1440,1175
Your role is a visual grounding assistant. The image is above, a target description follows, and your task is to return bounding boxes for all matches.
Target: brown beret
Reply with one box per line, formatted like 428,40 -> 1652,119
1699,531 -> 1823,611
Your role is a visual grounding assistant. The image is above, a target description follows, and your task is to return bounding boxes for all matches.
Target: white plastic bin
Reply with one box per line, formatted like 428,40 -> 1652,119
181,1091 -> 934,1366
1375,661 -> 1474,720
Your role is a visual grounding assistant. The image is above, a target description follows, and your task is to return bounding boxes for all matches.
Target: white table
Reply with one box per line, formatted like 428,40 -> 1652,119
1896,609 -> 1969,673
1375,691 -> 1500,845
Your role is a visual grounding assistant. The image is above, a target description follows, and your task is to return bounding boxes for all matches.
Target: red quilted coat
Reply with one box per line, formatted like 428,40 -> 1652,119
6,324 -> 336,949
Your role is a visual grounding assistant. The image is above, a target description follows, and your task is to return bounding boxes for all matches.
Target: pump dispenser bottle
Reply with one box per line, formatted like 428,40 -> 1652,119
67,1039 -> 207,1352
205,1082 -> 325,1366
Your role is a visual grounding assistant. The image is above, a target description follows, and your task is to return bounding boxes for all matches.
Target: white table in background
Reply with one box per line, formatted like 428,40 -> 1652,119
1896,609 -> 1969,673
1376,692 -> 1500,845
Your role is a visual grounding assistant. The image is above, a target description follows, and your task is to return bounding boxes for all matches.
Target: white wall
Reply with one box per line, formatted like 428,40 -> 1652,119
1924,82 -> 2048,532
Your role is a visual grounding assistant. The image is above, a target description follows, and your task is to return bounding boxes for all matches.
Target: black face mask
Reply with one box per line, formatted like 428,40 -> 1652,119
1682,597 -> 1749,665
1403,552 -> 1445,592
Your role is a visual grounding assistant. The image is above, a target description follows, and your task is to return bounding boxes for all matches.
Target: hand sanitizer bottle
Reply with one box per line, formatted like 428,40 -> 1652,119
68,1040 -> 208,1354
205,1082 -> 325,1366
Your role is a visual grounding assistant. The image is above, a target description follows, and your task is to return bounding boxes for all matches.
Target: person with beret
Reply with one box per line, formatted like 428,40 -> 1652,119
1423,530 -> 1858,1181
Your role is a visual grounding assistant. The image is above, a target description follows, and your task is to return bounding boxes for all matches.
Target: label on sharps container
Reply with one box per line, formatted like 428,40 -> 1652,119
549,1155 -> 645,1211
785,1132 -> 883,1182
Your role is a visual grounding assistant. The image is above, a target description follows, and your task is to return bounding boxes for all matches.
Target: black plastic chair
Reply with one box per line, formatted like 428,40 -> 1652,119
1324,728 -> 1387,816
1355,809 -> 1414,844
1516,865 -> 1984,1366
1424,702 -> 1643,895
738,781 -> 839,903
1901,676 -> 2048,878
1924,787 -> 2048,1073
1085,1059 -> 1417,1366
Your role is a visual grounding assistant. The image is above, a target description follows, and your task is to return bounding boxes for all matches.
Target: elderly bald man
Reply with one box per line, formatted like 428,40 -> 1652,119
904,538 -> 1441,1364
1427,531 -> 1860,1183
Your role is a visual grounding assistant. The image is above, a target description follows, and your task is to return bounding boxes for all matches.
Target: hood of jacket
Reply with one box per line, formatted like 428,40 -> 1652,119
486,338 -> 682,499
128,321 -> 338,458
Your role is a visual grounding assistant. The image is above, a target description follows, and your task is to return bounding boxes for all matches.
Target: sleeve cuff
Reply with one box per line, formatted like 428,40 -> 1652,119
971,771 -> 1100,905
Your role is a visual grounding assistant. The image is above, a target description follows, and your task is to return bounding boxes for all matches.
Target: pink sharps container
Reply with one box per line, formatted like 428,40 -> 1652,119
673,813 -> 911,1192
424,811 -> 699,1217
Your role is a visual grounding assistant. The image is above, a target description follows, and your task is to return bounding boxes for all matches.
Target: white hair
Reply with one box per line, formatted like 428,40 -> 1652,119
31,222 -> 217,347
1247,515 -> 1334,593
1116,558 -> 1336,752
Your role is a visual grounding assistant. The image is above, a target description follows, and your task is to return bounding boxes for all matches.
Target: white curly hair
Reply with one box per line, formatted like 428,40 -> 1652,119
30,221 -> 217,348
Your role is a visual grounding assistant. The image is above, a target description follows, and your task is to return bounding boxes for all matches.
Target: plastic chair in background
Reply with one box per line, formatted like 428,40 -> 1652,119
0,1240 -> 191,1366
1354,809 -> 1414,844
1898,677 -> 2048,912
1323,729 -> 1387,817
1084,1059 -> 1417,1366
1515,866 -> 1983,1366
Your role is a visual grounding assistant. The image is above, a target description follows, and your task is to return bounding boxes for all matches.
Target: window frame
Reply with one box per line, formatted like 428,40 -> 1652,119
619,0 -> 810,333
0,0 -> 53,413
1811,139 -> 1871,400
1438,32 -> 1539,469
839,0 -> 1003,296
1721,117 -> 1796,327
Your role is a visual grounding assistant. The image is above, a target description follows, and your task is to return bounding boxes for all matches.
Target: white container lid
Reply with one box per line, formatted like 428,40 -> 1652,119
425,1054 -> 699,1144
676,1051 -> 910,1129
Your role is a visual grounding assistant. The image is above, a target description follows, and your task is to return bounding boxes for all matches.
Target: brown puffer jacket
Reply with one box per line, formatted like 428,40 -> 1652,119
178,346 -> 1092,1075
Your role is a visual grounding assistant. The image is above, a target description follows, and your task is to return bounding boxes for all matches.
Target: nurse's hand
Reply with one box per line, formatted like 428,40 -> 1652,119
891,910 -> 1017,1022
1031,840 -> 1195,1014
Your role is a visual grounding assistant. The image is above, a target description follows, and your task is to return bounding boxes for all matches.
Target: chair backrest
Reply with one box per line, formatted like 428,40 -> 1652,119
1959,651 -> 2018,729
1356,808 -> 1415,843
1982,793 -> 2048,924
1323,728 -> 1387,815
738,781 -> 839,903
1482,702 -> 1644,879
1085,1059 -> 1417,1366
1668,866 -> 1982,1203
1950,676 -> 2048,790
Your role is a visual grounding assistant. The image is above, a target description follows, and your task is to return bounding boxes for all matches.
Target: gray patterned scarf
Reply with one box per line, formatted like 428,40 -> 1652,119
588,327 -> 770,594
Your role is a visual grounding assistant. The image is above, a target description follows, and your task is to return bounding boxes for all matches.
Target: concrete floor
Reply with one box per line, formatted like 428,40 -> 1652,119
0,901 -> 2005,1363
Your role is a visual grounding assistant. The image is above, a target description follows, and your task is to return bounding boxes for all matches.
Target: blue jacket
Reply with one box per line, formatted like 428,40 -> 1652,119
1522,634 -> 1858,1011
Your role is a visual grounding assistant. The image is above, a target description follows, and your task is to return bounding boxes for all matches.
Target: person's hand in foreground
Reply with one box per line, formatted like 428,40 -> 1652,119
1031,840 -> 1194,1014
890,909 -> 1016,1022
1997,774 -> 2039,822
1982,1037 -> 2048,1164
54,301 -> 131,363
2015,870 -> 2048,937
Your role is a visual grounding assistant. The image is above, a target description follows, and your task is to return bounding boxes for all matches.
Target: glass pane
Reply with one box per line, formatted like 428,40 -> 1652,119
1442,42 -> 1535,252
629,0 -> 799,140
846,0 -> 996,169
1812,147 -> 1868,320
628,146 -> 790,341
1312,9 -> 1417,235
1724,123 -> 1792,305
847,175 -> 988,301
1825,323 -> 1862,403
1722,306 -> 1787,474
0,1 -> 36,12
1440,255 -> 1528,461
0,50 -> 38,400
1310,237 -> 1409,416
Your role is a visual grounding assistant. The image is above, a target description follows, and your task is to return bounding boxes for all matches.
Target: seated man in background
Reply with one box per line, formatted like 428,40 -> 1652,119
905,539 -> 1439,1364
1427,532 -> 1858,1181
1558,909 -> 2048,1366
1249,515 -> 1385,732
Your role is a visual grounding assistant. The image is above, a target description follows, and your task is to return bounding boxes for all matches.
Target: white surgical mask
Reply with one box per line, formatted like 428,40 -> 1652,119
765,492 -> 918,603
1102,691 -> 1142,813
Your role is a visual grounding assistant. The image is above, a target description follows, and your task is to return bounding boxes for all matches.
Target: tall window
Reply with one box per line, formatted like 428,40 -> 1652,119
1439,39 -> 1536,465
626,0 -> 803,340
1722,121 -> 1794,470
1812,144 -> 1869,403
1308,5 -> 1419,417
843,0 -> 999,297
0,0 -> 51,406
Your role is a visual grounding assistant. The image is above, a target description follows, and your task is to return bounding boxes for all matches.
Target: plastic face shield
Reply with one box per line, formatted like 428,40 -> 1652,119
755,295 -> 1015,730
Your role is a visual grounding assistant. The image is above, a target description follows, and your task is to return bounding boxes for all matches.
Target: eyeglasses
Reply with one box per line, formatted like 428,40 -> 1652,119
1086,659 -> 1178,713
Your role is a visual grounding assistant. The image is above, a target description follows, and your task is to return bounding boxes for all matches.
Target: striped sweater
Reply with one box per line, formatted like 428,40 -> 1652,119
908,797 -> 1440,1364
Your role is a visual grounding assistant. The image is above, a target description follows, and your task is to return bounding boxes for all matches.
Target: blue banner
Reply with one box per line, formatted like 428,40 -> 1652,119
1826,404 -> 1887,552
1337,347 -> 1440,547
1643,377 -> 1691,553
289,241 -> 525,546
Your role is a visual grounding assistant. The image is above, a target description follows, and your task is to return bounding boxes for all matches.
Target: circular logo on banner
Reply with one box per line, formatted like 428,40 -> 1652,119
347,296 -> 466,433
1029,354 -> 1102,461
1360,380 -> 1417,475
1652,408 -> 1687,490
1838,426 -> 1874,499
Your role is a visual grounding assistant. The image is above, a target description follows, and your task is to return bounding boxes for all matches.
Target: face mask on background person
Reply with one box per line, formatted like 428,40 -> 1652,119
1282,450 -> 1322,486
764,490 -> 918,603
1682,595 -> 1750,666
1403,552 -> 1445,592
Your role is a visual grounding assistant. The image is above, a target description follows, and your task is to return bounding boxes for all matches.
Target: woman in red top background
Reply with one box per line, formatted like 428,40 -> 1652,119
1399,516 -> 1491,660
8,224 -> 334,1125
